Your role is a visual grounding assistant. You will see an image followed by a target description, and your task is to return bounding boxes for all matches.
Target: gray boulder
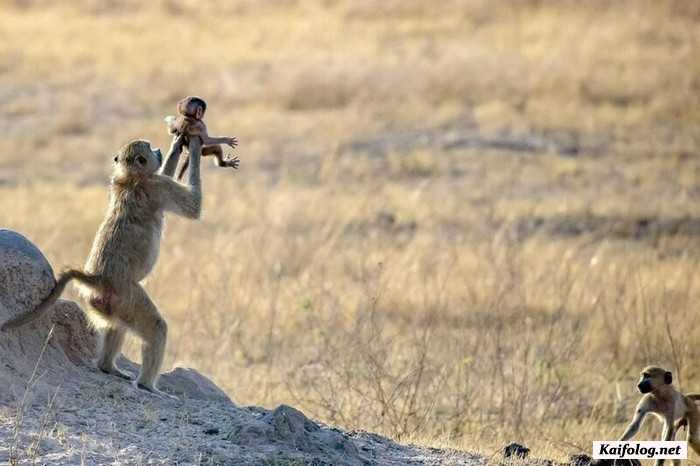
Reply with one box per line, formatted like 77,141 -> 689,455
0,229 -> 55,326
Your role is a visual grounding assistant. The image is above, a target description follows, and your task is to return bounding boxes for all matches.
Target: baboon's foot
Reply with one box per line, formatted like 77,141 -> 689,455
98,364 -> 133,380
133,380 -> 178,400
222,156 -> 240,169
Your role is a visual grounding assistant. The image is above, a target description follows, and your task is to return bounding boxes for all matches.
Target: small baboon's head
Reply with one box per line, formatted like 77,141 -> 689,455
113,140 -> 162,178
177,96 -> 206,120
637,366 -> 672,394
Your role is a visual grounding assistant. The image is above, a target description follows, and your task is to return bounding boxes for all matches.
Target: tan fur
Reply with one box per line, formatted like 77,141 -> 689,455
164,96 -> 239,180
620,366 -> 700,466
1,136 -> 203,398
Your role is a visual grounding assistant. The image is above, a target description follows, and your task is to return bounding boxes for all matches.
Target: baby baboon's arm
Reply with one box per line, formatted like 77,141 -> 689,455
159,134 -> 186,178
201,134 -> 238,148
156,137 -> 202,219
189,119 -> 237,148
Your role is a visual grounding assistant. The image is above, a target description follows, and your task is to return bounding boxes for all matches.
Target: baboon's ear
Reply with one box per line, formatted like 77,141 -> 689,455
665,371 -> 673,384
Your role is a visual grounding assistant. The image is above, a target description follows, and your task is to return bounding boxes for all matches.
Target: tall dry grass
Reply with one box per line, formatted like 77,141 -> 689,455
1,0 -> 700,460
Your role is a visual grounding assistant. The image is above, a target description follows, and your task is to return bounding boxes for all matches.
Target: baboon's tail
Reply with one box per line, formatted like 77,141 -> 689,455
1,269 -> 102,331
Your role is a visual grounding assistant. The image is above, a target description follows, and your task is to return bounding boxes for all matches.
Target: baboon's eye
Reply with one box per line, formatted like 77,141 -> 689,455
137,155 -> 147,165
114,156 -> 118,163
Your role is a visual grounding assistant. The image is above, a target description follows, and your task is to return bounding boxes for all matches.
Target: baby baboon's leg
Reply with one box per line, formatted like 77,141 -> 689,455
176,140 -> 218,181
96,326 -> 131,379
204,144 -> 239,170
179,146 -> 235,179
122,284 -> 169,394
202,145 -> 225,166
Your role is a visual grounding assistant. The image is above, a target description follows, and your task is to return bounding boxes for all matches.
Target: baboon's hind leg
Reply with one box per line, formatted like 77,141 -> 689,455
686,411 -> 700,461
688,430 -> 700,456
119,284 -> 173,398
96,326 -> 131,380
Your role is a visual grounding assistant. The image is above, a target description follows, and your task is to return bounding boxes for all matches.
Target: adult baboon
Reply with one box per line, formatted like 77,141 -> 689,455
620,366 -> 700,466
2,135 -> 201,398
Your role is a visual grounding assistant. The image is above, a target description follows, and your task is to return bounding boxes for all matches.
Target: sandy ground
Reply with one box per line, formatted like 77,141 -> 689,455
0,229 -> 483,465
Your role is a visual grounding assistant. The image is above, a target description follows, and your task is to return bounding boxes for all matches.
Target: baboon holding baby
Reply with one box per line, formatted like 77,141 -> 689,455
1,135 -> 200,398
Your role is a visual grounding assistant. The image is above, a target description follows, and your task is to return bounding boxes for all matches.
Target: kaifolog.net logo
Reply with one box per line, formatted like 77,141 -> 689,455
593,441 -> 686,459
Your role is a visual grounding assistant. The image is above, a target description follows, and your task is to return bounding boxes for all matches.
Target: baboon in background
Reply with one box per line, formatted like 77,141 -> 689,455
1,135 -> 201,398
620,366 -> 700,466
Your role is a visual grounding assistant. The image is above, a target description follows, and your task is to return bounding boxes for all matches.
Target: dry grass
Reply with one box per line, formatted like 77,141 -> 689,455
1,0 -> 700,461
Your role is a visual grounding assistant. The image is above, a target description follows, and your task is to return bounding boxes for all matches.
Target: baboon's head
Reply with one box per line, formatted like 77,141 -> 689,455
177,96 -> 206,120
637,366 -> 672,394
114,140 -> 162,178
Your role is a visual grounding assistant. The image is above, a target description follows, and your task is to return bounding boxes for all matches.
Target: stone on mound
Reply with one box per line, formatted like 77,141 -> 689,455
0,229 -> 56,326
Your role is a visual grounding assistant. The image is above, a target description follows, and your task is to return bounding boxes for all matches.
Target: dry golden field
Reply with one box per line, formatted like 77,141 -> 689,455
1,0 -> 700,461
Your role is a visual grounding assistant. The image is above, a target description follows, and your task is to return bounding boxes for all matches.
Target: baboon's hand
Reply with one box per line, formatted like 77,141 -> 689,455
225,155 -> 240,170
226,137 -> 238,148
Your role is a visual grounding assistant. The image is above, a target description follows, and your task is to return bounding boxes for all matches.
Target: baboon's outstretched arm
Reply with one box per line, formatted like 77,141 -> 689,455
159,134 -> 186,178
157,137 -> 202,219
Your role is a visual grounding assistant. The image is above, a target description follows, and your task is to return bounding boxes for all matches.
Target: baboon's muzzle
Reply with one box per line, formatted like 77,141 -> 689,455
637,381 -> 652,393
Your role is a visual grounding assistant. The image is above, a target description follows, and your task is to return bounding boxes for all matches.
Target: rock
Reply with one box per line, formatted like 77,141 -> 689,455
0,230 -> 94,367
594,459 -> 640,466
0,229 -> 55,326
159,367 -> 233,403
0,230 -> 90,405
504,442 -> 530,459
265,404 -> 320,437
569,456 -> 641,466
49,300 -> 96,365
569,454 -> 593,466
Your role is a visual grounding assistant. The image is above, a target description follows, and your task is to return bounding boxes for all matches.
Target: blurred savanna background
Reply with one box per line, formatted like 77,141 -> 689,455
1,0 -> 700,460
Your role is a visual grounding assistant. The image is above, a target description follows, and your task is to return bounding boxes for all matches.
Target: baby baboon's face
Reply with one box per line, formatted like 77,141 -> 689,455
637,366 -> 672,394
188,101 -> 205,120
114,140 -> 162,177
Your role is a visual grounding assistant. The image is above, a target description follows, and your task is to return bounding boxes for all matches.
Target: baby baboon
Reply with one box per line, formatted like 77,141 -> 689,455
165,96 -> 239,180
1,136 -> 202,398
620,366 -> 700,466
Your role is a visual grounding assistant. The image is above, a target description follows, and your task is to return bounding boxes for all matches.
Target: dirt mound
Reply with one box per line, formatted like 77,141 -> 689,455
0,229 -> 476,465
